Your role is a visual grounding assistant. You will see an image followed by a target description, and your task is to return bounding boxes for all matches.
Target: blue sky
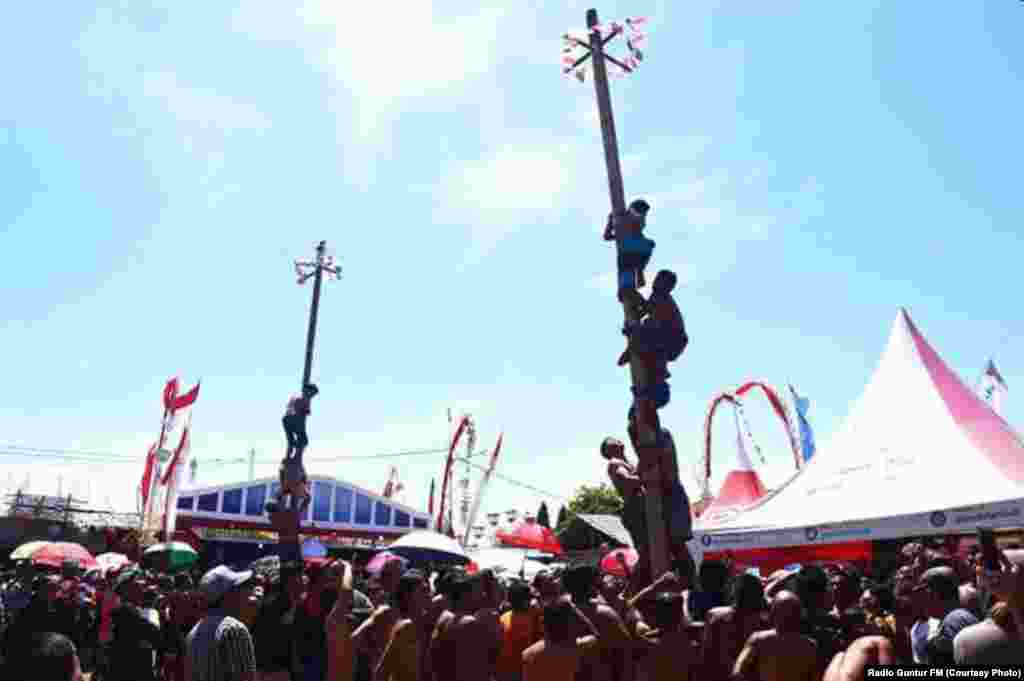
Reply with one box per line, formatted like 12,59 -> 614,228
1,1 -> 1022,517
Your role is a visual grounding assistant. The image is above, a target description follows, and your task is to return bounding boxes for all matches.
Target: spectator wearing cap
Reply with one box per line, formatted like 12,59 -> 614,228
185,565 -> 257,681
108,567 -> 165,681
914,566 -> 978,665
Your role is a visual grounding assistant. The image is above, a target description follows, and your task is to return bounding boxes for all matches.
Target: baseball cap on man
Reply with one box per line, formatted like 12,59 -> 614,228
200,565 -> 253,603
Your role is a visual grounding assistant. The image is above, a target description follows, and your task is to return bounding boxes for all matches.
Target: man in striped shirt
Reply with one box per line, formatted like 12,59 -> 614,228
186,566 -> 258,681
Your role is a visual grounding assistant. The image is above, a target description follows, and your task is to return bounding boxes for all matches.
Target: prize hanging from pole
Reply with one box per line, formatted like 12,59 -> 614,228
562,16 -> 650,83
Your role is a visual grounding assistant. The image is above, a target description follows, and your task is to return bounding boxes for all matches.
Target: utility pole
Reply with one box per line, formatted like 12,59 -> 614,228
295,240 -> 341,389
570,9 -> 670,578
249,449 -> 256,482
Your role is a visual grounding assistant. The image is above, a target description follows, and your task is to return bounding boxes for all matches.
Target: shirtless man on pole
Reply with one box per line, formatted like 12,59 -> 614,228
732,591 -> 818,681
600,437 -> 651,590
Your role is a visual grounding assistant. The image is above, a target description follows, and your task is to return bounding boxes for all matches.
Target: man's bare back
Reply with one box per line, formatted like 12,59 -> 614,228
572,601 -> 632,681
732,629 -> 817,681
733,591 -> 817,681
429,613 -> 494,681
635,626 -> 694,681
703,606 -> 765,681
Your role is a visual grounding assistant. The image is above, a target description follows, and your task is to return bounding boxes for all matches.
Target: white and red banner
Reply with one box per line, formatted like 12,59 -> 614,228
140,377 -> 199,537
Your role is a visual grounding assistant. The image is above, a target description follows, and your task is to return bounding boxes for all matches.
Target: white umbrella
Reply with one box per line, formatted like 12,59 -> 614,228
469,547 -> 550,581
386,531 -> 469,565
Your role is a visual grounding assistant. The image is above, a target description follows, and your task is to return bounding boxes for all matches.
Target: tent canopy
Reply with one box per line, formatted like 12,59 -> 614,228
695,309 -> 1024,553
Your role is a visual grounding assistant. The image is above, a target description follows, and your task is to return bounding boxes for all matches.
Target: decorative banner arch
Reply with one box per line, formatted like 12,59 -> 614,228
734,381 -> 801,471
702,381 -> 802,499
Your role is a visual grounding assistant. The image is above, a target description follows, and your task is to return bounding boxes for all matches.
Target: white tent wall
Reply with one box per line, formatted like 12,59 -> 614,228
693,309 -> 1024,553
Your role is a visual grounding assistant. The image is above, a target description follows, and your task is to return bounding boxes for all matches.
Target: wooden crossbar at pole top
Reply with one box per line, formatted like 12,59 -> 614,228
586,8 -> 669,579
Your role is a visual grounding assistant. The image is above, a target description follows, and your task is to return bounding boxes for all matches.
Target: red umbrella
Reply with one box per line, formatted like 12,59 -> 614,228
32,542 -> 98,570
496,519 -> 563,554
600,547 -> 639,578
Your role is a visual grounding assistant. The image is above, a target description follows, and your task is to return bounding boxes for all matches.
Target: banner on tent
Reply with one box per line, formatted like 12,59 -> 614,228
694,499 -> 1024,551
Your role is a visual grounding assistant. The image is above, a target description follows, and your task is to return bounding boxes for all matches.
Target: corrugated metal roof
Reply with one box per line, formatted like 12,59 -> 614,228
558,513 -> 633,549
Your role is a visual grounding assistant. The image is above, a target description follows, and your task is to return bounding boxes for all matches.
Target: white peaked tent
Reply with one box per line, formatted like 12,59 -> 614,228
694,309 -> 1024,554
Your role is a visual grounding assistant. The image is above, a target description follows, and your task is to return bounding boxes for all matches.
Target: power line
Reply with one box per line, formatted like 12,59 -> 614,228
0,444 -> 450,465
467,462 -> 569,501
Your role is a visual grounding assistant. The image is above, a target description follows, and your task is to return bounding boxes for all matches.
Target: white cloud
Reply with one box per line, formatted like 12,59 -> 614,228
438,146 -> 575,266
142,71 -> 271,133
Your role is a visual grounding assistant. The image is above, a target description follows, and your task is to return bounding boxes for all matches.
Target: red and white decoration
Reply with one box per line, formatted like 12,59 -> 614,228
140,377 -> 199,538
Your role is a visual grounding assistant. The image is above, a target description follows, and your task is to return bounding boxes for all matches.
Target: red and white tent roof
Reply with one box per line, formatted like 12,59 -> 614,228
696,309 -> 1024,551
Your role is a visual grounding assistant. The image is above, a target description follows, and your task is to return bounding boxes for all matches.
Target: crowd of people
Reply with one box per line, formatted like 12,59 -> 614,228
1,536 -> 1023,681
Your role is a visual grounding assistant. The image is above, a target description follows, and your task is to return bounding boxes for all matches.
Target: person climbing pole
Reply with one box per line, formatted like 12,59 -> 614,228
266,383 -> 319,514
627,410 -> 695,579
604,199 -> 655,320
617,269 -> 688,369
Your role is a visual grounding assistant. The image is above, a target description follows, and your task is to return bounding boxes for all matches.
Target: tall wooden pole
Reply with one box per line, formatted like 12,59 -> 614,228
302,240 -> 327,389
587,8 -> 669,579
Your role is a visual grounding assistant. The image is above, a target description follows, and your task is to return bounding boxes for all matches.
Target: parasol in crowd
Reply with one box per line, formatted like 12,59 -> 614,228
10,540 -> 50,561
385,531 -> 469,565
495,518 -> 563,554
95,552 -> 131,575
142,541 -> 198,572
32,542 -> 98,570
600,547 -> 639,578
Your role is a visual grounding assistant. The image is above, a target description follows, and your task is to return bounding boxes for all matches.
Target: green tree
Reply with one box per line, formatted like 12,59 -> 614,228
536,502 -> 551,528
556,483 -> 623,534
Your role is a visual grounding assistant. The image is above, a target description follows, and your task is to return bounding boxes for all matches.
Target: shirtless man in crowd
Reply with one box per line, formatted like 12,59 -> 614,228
428,574 -> 497,681
562,565 -> 633,681
702,574 -> 767,681
823,636 -> 896,681
352,558 -> 405,674
732,590 -> 818,681
632,590 -> 697,681
522,598 -> 599,681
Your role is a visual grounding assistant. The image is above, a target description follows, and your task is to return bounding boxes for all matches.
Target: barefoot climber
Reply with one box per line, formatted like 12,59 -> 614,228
267,383 -> 319,513
604,199 -> 655,317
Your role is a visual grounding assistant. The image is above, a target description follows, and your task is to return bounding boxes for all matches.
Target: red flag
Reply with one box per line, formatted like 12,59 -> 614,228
162,378 -> 180,411
428,478 -> 435,515
139,443 -> 157,509
164,378 -> 200,412
162,423 -> 191,537
437,416 -> 468,532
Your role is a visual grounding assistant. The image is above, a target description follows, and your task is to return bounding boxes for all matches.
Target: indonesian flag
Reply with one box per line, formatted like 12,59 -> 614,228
141,376 -> 200,533
978,359 -> 1008,416
161,420 -> 192,538
139,443 -> 158,512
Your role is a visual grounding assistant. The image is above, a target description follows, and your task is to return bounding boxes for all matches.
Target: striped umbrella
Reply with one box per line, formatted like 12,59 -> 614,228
32,542 -> 98,570
143,542 -> 198,572
96,552 -> 131,575
10,540 -> 50,561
